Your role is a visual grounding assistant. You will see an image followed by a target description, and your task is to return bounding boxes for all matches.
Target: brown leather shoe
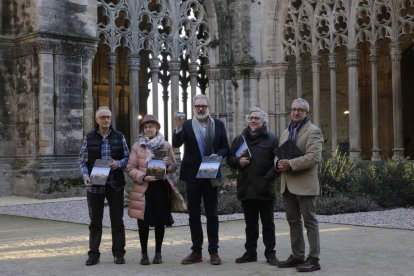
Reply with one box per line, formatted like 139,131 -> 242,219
181,251 -> 202,265
296,257 -> 321,272
277,254 -> 305,268
209,251 -> 222,265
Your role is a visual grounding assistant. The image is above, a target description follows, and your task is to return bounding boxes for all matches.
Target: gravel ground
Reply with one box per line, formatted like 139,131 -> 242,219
0,198 -> 413,231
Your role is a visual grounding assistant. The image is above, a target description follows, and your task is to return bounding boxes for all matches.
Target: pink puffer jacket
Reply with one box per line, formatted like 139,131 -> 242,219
127,140 -> 186,220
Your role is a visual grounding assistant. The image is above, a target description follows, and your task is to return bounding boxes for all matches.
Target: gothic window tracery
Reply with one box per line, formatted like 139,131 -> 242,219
95,0 -> 210,141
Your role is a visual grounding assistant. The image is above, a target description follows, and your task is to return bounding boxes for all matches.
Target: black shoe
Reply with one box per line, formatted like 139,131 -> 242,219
153,252 -> 162,264
140,253 -> 150,265
266,254 -> 279,266
114,255 -> 125,264
235,252 -> 257,263
277,254 -> 305,268
85,256 -> 100,266
296,256 -> 321,272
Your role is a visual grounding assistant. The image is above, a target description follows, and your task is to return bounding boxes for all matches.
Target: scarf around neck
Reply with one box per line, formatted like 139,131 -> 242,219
192,116 -> 215,156
137,132 -> 165,161
288,116 -> 309,142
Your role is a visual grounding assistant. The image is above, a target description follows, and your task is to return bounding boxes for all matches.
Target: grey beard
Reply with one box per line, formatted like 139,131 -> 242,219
195,112 -> 209,121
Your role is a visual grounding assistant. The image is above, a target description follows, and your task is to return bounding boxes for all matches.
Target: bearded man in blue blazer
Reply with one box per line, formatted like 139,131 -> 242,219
173,94 -> 229,266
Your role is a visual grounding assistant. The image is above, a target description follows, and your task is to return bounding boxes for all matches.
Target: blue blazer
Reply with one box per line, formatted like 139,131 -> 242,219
172,118 -> 230,182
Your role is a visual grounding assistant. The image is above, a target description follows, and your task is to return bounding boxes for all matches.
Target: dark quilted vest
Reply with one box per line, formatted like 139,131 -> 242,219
86,128 -> 126,186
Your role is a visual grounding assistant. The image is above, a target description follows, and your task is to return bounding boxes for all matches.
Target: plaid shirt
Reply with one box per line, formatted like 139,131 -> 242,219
78,129 -> 129,194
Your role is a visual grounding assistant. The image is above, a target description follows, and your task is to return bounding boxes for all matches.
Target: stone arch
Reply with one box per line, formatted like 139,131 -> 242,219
94,0 -> 212,144
273,0 -> 414,160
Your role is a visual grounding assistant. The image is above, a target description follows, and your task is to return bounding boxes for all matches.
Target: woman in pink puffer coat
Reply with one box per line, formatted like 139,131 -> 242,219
127,115 -> 186,265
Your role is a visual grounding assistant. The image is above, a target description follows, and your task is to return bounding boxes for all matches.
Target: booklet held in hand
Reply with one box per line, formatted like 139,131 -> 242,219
274,139 -> 304,160
147,150 -> 167,180
90,159 -> 112,185
196,156 -> 223,179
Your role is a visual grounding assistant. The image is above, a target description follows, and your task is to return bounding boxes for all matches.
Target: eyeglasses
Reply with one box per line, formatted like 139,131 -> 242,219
194,105 -> 208,110
248,116 -> 261,121
99,116 -> 112,120
290,108 -> 306,113
143,124 -> 156,129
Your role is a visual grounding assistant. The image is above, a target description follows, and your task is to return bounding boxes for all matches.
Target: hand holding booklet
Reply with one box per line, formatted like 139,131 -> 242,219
196,156 -> 223,179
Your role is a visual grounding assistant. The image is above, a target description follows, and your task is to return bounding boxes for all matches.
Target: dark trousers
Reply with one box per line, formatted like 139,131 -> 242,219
87,186 -> 126,258
241,199 -> 276,257
186,179 -> 219,253
283,188 -> 320,259
137,219 -> 165,254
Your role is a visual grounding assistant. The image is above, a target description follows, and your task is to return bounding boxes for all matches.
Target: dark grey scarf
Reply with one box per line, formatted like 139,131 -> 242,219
288,116 -> 309,142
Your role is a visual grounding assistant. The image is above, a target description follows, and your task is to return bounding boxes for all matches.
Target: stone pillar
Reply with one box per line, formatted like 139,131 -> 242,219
82,50 -> 95,135
250,70 -> 260,108
347,49 -> 361,160
276,63 -> 289,135
311,55 -> 321,127
296,56 -> 303,98
107,52 -> 116,129
259,65 -> 277,134
128,54 -> 140,144
150,58 -> 160,118
37,42 -> 55,155
329,53 -> 338,152
169,59 -> 181,157
390,42 -> 404,160
189,62 -> 198,100
205,67 -> 219,116
370,46 -> 381,161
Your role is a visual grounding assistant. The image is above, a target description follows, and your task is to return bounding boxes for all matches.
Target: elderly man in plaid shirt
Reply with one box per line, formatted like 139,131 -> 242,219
79,106 -> 129,266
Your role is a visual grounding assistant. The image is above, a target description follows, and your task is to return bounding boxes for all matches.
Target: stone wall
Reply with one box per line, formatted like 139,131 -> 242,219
0,0 -> 97,198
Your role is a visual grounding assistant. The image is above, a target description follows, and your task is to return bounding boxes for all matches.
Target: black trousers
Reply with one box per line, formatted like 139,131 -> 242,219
186,179 -> 219,253
241,199 -> 276,257
87,186 -> 125,258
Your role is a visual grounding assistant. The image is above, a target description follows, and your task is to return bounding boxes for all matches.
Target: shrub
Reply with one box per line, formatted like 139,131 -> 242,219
316,195 -> 380,215
318,149 -> 356,197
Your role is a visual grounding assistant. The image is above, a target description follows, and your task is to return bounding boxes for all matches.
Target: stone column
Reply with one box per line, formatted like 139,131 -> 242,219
169,60 -> 181,157
311,55 -> 321,127
150,58 -> 160,118
205,67 -> 218,116
296,56 -> 303,98
128,54 -> 140,144
82,49 -> 95,135
250,70 -> 260,108
329,53 -> 337,152
346,49 -> 361,160
37,42 -> 55,155
276,63 -> 289,135
390,42 -> 404,160
370,46 -> 381,161
107,52 -> 116,129
189,62 -> 198,100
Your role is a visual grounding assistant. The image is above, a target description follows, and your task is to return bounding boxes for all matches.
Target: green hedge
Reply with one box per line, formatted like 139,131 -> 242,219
124,150 -> 414,215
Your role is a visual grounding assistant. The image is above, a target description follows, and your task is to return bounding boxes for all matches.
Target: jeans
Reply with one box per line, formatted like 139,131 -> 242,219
186,179 -> 219,253
87,186 -> 125,258
241,199 -> 276,257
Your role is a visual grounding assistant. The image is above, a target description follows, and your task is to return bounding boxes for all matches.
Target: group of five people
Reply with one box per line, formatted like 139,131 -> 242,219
78,95 -> 323,273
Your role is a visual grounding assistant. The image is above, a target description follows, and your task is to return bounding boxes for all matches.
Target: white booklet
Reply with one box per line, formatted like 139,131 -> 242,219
196,156 -> 223,179
90,159 -> 112,185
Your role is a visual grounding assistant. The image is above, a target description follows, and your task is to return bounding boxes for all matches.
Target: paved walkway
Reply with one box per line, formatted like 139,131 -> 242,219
0,198 -> 413,276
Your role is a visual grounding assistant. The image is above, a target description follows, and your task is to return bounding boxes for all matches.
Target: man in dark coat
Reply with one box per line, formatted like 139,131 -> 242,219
227,107 -> 279,266
173,94 -> 230,265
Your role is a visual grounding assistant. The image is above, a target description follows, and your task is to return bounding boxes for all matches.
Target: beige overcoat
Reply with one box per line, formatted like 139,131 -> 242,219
277,120 -> 324,196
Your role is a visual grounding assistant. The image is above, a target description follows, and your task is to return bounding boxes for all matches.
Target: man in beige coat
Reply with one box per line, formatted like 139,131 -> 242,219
275,98 -> 324,272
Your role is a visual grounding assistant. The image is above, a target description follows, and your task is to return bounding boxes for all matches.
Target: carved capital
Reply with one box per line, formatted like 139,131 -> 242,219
328,53 -> 336,70
128,54 -> 141,71
346,49 -> 359,67
168,60 -> 181,74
